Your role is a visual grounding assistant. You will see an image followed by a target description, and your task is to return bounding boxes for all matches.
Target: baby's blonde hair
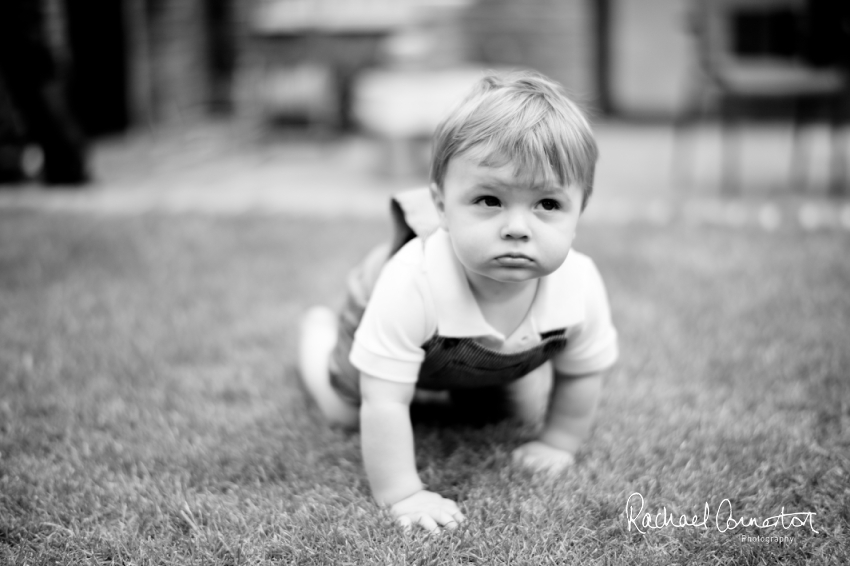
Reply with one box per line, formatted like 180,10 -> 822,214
430,70 -> 599,210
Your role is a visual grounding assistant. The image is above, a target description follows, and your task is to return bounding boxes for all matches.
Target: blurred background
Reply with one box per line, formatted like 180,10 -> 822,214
1,0 -> 849,216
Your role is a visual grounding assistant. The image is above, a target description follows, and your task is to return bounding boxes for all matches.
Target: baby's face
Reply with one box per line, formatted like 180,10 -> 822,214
432,153 -> 583,288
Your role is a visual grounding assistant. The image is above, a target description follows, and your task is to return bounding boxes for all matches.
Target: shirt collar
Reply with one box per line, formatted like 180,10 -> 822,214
531,254 -> 586,331
423,229 -> 586,338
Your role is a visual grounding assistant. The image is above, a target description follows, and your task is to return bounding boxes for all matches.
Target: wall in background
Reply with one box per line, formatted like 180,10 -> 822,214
608,0 -> 691,119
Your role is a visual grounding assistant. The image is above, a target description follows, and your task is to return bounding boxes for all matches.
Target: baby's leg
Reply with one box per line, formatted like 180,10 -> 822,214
298,243 -> 390,429
502,361 -> 554,428
298,306 -> 359,428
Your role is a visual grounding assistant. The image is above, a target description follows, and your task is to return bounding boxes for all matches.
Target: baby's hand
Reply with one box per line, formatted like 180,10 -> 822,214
512,440 -> 576,475
390,490 -> 465,534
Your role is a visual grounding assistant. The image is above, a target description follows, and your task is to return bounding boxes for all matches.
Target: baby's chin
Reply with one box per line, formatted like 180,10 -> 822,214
461,256 -> 561,285
483,266 -> 554,284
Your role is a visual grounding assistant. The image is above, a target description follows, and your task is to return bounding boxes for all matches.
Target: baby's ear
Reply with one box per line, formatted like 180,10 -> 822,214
429,183 -> 448,229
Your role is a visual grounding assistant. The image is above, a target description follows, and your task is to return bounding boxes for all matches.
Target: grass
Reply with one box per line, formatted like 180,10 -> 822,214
0,209 -> 848,565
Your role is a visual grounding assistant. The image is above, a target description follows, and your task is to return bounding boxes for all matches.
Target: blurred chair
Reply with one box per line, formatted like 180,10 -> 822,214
675,0 -> 849,195
350,0 -> 487,180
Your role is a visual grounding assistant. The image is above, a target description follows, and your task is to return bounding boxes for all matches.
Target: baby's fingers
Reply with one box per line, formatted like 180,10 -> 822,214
435,510 -> 463,531
396,511 -> 464,534
416,514 -> 440,534
512,442 -> 575,474
452,509 -> 466,525
442,499 -> 463,517
395,513 -> 439,534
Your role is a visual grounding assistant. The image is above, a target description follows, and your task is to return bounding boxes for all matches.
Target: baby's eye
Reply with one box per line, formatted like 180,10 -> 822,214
475,196 -> 501,207
539,199 -> 561,211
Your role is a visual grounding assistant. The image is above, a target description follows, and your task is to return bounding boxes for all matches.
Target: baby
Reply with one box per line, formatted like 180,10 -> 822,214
299,70 -> 618,533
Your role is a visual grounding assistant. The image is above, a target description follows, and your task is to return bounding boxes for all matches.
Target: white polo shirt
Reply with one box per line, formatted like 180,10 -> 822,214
350,228 -> 619,384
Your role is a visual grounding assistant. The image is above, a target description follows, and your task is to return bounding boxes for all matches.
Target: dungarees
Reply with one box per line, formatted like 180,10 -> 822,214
328,188 -> 568,405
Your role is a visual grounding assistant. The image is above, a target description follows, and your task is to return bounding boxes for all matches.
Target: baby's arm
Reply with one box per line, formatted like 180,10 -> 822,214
513,370 -> 603,474
360,373 -> 465,532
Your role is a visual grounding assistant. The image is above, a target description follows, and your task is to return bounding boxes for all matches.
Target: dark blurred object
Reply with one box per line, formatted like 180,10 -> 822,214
65,0 -> 131,136
0,74 -> 29,184
0,0 -> 90,186
732,6 -> 798,57
205,0 -> 238,114
802,0 -> 850,69
676,0 -> 849,196
123,0 -> 243,126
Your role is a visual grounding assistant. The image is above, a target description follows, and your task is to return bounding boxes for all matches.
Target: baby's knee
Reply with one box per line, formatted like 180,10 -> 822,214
505,362 -> 553,424
327,405 -> 360,430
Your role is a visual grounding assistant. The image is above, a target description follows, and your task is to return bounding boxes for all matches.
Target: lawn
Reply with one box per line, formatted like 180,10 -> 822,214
0,210 -> 847,565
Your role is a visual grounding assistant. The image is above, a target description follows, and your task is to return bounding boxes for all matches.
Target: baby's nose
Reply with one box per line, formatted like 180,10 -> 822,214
500,211 -> 531,240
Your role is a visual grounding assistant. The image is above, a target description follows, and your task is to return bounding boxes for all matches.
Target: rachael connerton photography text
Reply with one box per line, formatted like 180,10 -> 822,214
625,492 -> 818,535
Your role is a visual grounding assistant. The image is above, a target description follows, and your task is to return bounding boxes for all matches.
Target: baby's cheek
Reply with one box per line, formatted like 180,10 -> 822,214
455,238 -> 486,265
541,243 -> 570,270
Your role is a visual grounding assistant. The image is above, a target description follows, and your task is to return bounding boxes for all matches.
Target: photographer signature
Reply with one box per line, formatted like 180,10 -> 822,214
625,492 -> 818,534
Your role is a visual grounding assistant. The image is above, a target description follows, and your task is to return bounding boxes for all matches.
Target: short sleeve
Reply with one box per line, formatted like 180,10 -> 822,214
553,257 -> 619,375
349,242 -> 435,383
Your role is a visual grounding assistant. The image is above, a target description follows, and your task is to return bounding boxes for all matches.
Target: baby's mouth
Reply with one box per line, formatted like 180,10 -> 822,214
495,254 -> 534,266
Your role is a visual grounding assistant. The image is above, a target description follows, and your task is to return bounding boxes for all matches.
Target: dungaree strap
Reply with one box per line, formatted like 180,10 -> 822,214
388,187 -> 441,255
